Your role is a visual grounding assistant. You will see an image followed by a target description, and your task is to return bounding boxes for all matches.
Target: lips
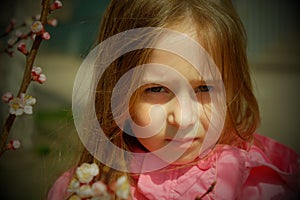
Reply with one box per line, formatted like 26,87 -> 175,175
168,138 -> 195,142
166,136 -> 200,142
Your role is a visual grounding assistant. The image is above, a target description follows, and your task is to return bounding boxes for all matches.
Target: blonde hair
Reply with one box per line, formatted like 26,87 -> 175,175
78,0 -> 260,185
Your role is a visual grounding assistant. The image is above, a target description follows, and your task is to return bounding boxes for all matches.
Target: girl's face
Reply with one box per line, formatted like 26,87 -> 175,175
129,22 -> 221,165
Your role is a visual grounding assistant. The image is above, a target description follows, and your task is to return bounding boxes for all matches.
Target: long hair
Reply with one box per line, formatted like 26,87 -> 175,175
78,0 -> 260,185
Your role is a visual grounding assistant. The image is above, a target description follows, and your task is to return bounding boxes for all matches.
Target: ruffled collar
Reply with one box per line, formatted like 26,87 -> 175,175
129,134 -> 300,199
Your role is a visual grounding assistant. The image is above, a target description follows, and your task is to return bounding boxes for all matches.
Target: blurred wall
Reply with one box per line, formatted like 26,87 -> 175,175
234,0 -> 300,152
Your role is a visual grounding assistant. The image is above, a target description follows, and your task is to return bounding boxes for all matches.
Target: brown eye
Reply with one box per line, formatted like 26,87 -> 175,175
195,85 -> 213,93
145,86 -> 166,93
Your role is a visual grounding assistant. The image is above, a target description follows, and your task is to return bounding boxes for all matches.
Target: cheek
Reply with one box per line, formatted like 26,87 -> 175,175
131,101 -> 167,127
131,103 -> 167,138
130,103 -> 165,152
131,103 -> 151,126
199,103 -> 212,131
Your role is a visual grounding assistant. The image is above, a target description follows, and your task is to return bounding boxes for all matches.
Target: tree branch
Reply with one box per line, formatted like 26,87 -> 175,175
0,0 -> 51,156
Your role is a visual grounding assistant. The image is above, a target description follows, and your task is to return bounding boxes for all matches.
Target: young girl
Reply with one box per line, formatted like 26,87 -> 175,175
48,0 -> 299,199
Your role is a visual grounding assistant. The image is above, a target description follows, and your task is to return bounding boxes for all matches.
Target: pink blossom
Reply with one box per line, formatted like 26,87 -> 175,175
37,74 -> 47,83
42,32 -> 51,40
48,19 -> 58,27
2,92 -> 13,103
32,66 -> 42,74
17,42 -> 28,55
50,0 -> 63,11
7,140 -> 21,150
31,66 -> 46,84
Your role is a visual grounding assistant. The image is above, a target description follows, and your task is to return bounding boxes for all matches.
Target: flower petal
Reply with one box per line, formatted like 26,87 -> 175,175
76,163 -> 96,183
38,74 -> 47,83
77,185 -> 94,198
92,181 -> 107,196
25,97 -> 36,105
31,21 -> 44,33
115,175 -> 130,199
24,105 -> 33,114
15,108 -> 24,116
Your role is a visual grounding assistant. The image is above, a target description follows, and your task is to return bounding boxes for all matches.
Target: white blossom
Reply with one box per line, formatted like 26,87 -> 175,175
92,181 -> 108,196
8,94 -> 36,116
76,185 -> 94,198
68,177 -> 80,193
69,195 -> 81,200
76,163 -> 99,184
31,21 -> 43,33
115,175 -> 130,199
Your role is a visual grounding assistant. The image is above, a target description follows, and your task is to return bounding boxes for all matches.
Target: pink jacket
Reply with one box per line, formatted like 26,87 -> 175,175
48,134 -> 299,199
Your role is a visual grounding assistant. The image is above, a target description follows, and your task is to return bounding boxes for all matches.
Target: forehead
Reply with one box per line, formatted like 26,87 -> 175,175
147,50 -> 201,81
143,47 -> 216,84
141,21 -> 218,81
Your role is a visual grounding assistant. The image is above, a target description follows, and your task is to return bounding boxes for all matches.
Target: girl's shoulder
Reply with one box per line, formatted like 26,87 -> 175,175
47,167 -> 75,200
213,133 -> 299,199
214,133 -> 299,171
252,133 -> 299,170
245,133 -> 299,198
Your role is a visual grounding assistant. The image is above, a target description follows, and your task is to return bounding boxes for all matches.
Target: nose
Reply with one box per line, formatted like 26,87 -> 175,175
167,93 -> 197,129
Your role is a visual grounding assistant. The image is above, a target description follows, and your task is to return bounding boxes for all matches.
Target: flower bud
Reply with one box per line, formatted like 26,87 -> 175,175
7,140 -> 21,150
38,74 -> 47,84
42,32 -> 51,40
47,19 -> 58,27
2,92 -> 13,103
31,67 -> 46,84
17,42 -> 28,55
50,1 -> 63,11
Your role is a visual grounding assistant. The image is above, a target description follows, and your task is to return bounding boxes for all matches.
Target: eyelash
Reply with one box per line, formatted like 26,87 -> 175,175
194,85 -> 213,93
145,86 -> 167,93
144,85 -> 213,93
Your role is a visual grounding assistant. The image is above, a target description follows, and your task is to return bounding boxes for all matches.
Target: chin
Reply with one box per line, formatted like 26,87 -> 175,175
169,152 -> 200,165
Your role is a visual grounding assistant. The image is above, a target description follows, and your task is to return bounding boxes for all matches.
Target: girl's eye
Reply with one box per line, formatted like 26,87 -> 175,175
195,85 -> 213,93
145,86 -> 167,93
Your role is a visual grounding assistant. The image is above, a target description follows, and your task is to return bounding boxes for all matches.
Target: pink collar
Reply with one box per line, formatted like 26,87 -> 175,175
130,134 -> 299,199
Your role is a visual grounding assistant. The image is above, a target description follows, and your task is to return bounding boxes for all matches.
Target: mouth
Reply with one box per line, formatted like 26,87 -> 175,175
166,136 -> 200,142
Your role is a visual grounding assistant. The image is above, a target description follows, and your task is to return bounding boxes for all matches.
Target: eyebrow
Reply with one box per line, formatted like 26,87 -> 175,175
189,79 -> 221,85
141,77 -> 220,86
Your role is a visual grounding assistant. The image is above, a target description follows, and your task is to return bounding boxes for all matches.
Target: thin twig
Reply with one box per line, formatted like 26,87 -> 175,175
0,0 -> 51,156
0,23 -> 27,39
0,31 -> 31,55
195,181 -> 216,200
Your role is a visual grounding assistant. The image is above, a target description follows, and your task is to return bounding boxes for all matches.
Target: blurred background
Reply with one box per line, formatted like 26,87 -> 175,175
0,0 -> 299,199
